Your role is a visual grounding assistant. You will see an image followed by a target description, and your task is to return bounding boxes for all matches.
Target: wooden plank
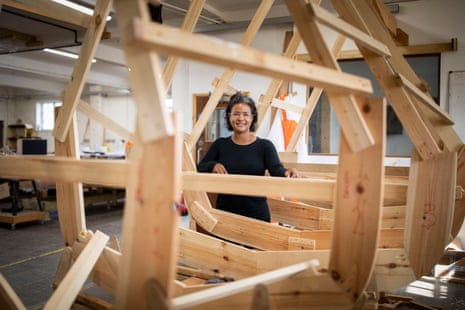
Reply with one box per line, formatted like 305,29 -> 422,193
269,198 -> 406,231
115,117 -> 182,308
295,39 -> 458,61
348,0 -> 432,93
451,146 -> 465,238
0,155 -> 408,208
72,241 -> 121,295
190,201 -> 218,232
178,227 -> 258,280
54,0 -> 113,142
113,0 -> 174,145
55,112 -> 86,246
77,100 -> 136,142
0,210 -> 46,225
129,19 -> 373,96
183,172 -> 407,207
200,208 -> 405,251
372,0 -> 397,35
186,0 -> 274,151
348,0 -> 450,154
182,141 -> 213,210
177,227 -> 411,296
307,1 -> 390,57
188,68 -> 235,152
184,172 -> 334,203
250,284 -> 270,310
268,198 -> 323,230
395,73 -> 454,125
287,34 -> 346,152
256,30 -> 302,127
405,150 -> 457,278
270,98 -> 304,114
163,0 -> 205,89
3,0 -> 90,28
0,155 -> 128,187
288,237 -> 315,250
329,97 -> 386,303
0,273 -> 26,310
44,230 -> 109,310
211,77 -> 238,95
53,247 -> 73,289
285,0 -> 374,153
172,260 -> 315,309
332,0 -> 442,160
371,248 -> 416,292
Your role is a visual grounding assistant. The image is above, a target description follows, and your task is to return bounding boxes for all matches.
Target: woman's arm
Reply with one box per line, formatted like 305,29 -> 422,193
263,139 -> 299,178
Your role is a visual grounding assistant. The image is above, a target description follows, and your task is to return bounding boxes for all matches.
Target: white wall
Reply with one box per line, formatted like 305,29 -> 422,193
172,23 -> 293,137
1,0 -> 465,153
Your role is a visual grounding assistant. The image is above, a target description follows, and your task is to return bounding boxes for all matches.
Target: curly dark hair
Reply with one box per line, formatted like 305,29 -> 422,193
224,92 -> 258,132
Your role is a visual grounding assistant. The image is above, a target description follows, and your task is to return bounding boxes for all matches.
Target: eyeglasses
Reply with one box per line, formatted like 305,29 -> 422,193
230,111 -> 253,118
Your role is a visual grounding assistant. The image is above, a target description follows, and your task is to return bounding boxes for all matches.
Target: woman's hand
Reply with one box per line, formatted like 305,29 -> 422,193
212,163 -> 228,174
285,168 -> 299,178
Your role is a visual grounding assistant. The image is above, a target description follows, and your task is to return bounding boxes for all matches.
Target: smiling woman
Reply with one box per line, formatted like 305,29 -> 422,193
197,92 -> 299,222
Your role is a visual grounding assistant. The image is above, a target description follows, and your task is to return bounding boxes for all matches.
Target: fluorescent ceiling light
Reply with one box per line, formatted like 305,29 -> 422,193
51,0 -> 112,21
44,48 -> 97,63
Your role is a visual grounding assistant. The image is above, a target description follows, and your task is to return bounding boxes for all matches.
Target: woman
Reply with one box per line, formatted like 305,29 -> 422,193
197,92 -> 299,222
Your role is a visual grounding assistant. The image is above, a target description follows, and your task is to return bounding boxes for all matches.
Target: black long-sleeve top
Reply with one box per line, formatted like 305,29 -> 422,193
197,136 -> 287,222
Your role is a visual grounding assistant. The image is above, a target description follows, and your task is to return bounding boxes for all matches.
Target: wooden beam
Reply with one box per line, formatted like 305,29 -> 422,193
405,150 -> 457,278
77,100 -> 136,142
0,156 -> 128,188
129,19 -> 374,96
452,146 -> 465,238
285,0 -> 374,153
270,97 -> 304,114
269,199 -> 406,230
191,207 -> 404,251
184,172 -> 334,203
332,0 -> 443,160
186,0 -> 274,151
256,30 -> 302,128
307,1 -> 391,57
395,73 -> 454,125
115,114 -> 182,308
71,241 -> 121,295
183,172 -> 407,208
0,273 -> 26,310
295,39 -> 458,61
54,0 -> 113,142
54,112 -> 86,246
44,231 -> 109,310
171,260 -> 316,309
3,0 -> 91,28
163,0 -> 205,89
329,97 -> 386,303
287,34 -> 346,152
190,201 -> 218,232
372,0 -> 397,35
113,0 -> 174,145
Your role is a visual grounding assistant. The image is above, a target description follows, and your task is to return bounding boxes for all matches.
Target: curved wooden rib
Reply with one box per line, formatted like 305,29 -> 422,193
405,150 -> 457,278
329,97 -> 386,303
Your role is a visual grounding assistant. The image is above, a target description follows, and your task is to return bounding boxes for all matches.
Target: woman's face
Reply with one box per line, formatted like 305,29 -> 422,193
229,103 -> 253,133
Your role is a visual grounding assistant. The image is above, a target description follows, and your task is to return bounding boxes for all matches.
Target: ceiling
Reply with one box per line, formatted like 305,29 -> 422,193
0,0 -> 411,98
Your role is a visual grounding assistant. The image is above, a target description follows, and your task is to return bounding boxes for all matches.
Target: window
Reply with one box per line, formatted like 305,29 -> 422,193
36,102 -> 61,131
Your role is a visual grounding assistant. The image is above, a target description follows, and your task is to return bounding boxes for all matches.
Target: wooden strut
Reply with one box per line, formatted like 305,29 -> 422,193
0,0 -> 463,309
186,0 -> 276,152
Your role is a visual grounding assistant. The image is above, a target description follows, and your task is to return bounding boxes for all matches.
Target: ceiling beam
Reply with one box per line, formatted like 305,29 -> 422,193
0,54 -> 130,91
3,0 -> 91,28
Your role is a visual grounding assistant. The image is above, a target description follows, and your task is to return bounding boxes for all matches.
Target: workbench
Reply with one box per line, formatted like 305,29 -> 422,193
0,179 -> 46,229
